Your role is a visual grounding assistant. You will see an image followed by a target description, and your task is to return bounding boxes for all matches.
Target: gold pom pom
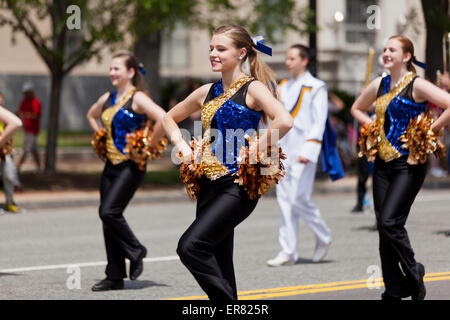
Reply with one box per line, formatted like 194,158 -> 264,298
400,112 -> 447,165
124,120 -> 168,171
358,121 -> 381,162
0,138 -> 14,162
235,134 -> 286,200
179,137 -> 204,200
91,129 -> 107,162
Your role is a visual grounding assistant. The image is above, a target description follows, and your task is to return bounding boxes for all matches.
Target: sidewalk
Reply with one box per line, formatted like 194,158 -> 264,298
8,147 -> 450,210
10,174 -> 450,210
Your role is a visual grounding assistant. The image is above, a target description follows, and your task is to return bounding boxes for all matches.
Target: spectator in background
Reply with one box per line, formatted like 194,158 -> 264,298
17,82 -> 42,173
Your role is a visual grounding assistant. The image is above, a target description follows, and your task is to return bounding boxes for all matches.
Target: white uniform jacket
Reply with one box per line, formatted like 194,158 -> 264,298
278,71 -> 328,167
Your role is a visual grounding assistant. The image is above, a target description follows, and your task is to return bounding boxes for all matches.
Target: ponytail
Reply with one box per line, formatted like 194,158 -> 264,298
248,46 -> 278,99
213,24 -> 278,123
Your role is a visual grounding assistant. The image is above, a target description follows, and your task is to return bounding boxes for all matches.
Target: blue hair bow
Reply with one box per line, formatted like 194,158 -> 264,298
139,65 -> 147,76
251,35 -> 272,56
412,57 -> 427,70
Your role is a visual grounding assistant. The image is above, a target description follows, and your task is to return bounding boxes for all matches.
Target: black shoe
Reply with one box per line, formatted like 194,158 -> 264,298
130,246 -> 147,280
351,204 -> 363,213
91,278 -> 124,291
412,263 -> 426,300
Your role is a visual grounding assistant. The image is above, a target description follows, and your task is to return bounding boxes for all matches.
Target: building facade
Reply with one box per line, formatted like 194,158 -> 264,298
0,0 -> 428,130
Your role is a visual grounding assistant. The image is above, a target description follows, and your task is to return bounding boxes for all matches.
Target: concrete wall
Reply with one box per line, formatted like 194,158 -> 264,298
0,74 -> 111,131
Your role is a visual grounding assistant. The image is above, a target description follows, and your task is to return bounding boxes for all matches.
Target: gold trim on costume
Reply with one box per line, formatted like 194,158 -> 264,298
375,72 -> 415,162
201,75 -> 254,180
290,86 -> 312,118
101,87 -> 136,164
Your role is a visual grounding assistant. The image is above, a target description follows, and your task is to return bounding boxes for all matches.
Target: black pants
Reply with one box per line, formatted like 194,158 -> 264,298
177,175 -> 259,300
372,156 -> 427,297
99,160 -> 146,280
356,156 -> 371,207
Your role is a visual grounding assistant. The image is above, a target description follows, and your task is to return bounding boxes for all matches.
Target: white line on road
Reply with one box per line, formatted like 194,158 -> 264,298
0,255 -> 180,274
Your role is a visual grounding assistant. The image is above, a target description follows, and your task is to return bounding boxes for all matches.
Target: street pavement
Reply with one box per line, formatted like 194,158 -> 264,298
0,186 -> 449,301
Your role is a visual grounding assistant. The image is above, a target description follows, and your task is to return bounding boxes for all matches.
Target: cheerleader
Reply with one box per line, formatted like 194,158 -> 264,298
163,24 -> 293,300
87,52 -> 166,291
351,36 -> 450,300
0,104 -> 22,213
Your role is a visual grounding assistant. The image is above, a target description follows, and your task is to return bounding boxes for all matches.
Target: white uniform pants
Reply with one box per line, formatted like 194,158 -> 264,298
275,161 -> 331,260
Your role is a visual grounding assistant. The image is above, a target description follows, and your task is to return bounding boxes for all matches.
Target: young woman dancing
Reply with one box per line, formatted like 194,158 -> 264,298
87,52 -> 166,291
163,24 -> 293,300
351,36 -> 450,300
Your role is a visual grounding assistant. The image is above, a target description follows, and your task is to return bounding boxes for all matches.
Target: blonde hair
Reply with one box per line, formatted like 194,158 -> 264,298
213,24 -> 278,99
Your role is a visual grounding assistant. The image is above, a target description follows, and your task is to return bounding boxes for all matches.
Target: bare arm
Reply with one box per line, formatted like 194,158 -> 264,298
413,78 -> 450,133
350,77 -> 382,124
133,92 -> 167,148
86,93 -> 109,133
247,81 -> 293,152
162,84 -> 212,157
0,106 -> 22,147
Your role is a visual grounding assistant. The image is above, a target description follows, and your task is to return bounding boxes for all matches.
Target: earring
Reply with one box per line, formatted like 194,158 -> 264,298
402,59 -> 406,63
239,56 -> 243,60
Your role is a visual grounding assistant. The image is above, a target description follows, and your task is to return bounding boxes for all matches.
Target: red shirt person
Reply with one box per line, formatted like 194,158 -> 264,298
17,82 -> 42,172
18,85 -> 41,135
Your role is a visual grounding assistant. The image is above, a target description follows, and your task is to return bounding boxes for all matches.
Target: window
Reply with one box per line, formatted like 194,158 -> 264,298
160,23 -> 189,69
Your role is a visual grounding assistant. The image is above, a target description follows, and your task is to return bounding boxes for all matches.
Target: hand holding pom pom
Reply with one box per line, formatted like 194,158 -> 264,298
178,137 -> 204,200
400,112 -> 447,165
124,120 -> 168,171
358,121 -> 380,162
91,129 -> 107,162
235,134 -> 286,200
0,138 -> 14,162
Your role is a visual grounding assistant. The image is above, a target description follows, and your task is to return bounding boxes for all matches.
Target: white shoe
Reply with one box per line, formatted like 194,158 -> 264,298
429,167 -> 447,178
312,241 -> 331,262
266,252 -> 296,267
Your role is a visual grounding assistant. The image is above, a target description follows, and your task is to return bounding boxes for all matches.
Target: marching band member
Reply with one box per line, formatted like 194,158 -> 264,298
267,44 -> 332,267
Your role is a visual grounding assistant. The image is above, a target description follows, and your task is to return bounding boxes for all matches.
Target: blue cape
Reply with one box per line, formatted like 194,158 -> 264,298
321,117 -> 345,181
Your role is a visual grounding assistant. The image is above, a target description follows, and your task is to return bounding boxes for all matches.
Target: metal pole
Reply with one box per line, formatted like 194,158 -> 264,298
309,0 -> 317,77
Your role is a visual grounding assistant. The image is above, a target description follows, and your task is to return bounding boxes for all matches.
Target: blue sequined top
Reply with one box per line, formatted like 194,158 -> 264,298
205,80 -> 262,175
378,75 -> 428,155
103,91 -> 147,154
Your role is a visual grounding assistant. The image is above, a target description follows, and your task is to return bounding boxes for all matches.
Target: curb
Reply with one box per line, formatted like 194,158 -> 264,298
10,176 -> 450,211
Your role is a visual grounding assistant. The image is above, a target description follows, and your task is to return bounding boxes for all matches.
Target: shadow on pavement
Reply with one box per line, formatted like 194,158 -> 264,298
124,280 -> 168,290
435,230 -> 450,237
0,272 -> 21,277
352,225 -> 378,232
295,258 -> 335,265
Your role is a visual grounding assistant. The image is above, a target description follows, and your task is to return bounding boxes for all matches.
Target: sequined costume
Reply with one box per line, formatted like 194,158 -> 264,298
177,76 -> 261,300
97,87 -> 147,282
201,76 -> 261,180
375,72 -> 427,161
372,73 -> 428,299
101,88 -> 146,165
